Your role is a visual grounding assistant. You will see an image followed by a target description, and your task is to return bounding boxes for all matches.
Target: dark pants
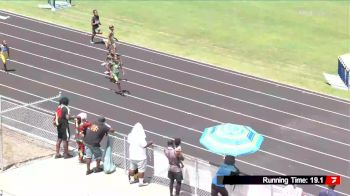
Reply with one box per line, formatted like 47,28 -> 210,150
211,184 -> 228,196
168,171 -> 183,196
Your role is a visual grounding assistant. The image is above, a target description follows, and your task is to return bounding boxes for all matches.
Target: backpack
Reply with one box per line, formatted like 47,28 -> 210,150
53,105 -> 69,127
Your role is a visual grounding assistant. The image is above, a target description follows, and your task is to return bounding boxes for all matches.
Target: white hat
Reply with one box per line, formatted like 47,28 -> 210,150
77,113 -> 87,120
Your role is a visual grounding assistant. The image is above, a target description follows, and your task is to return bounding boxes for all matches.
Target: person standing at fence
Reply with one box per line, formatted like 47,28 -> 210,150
211,155 -> 240,196
127,122 -> 153,187
319,185 -> 337,196
91,9 -> 102,44
83,117 -> 115,175
74,112 -> 91,163
164,139 -> 184,196
54,97 -> 75,159
0,40 -> 10,72
174,138 -> 184,169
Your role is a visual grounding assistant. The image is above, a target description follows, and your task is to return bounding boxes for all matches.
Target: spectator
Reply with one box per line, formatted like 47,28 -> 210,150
83,117 -> 115,175
283,185 -> 303,196
164,139 -> 184,196
319,185 -> 337,196
127,122 -> 152,187
74,112 -> 92,163
174,138 -> 184,168
55,97 -> 75,159
211,155 -> 240,196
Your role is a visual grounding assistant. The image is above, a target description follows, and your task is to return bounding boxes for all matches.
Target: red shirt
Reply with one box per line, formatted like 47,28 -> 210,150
75,118 -> 92,135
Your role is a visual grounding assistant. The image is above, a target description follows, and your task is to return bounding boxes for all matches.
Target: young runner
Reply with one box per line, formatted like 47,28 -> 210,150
109,54 -> 128,95
91,9 -> 102,44
100,46 -> 116,67
0,40 -> 10,72
101,54 -> 113,75
104,25 -> 118,51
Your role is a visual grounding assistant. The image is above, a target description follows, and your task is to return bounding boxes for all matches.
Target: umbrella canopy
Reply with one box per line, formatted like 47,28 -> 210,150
199,123 -> 264,157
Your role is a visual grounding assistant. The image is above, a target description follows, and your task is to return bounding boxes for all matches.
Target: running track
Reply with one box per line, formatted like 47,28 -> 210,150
0,10 -> 349,195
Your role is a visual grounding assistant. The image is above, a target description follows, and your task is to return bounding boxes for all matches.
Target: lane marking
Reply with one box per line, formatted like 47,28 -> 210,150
8,48 -> 350,147
3,32 -> 350,133
4,60 -> 350,180
9,46 -> 350,132
0,83 -> 349,196
1,10 -> 349,106
1,22 -> 349,119
10,57 -> 350,163
0,15 -> 9,20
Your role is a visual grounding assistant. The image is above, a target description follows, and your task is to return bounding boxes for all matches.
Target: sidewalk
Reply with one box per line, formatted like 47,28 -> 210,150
0,156 -> 169,196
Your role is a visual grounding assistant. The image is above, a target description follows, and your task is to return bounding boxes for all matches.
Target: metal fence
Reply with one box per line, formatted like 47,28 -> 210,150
0,94 -> 310,196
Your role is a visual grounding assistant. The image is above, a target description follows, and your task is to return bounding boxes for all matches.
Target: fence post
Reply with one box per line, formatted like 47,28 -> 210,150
271,185 -> 274,196
123,136 -> 127,174
194,158 -> 199,196
0,95 -> 3,171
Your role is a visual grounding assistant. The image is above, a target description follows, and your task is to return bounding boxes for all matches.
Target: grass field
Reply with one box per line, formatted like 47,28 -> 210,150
1,1 -> 350,99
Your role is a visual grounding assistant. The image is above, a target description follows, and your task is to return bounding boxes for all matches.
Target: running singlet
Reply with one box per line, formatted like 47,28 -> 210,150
111,61 -> 120,74
0,44 -> 8,53
108,31 -> 115,45
92,15 -> 100,28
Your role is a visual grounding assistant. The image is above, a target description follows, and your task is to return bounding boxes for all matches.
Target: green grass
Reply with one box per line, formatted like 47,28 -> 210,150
1,1 -> 350,99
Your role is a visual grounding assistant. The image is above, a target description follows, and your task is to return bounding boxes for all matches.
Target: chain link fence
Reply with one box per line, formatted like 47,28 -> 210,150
0,94 -> 311,196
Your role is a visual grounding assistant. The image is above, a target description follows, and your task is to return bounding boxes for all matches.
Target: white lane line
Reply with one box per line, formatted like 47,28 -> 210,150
122,42 -> 350,105
8,42 -> 350,133
0,84 -> 186,144
0,15 -> 9,20
5,61 -> 350,180
1,10 -> 349,107
0,90 -> 207,163
1,23 -> 349,119
8,49 -> 350,149
0,83 -> 290,166
3,33 -> 350,132
127,73 -> 350,132
8,51 -> 350,161
1,78 -> 349,196
6,60 -> 198,133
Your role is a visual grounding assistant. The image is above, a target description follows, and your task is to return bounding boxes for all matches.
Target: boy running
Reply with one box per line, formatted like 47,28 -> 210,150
91,9 -> 102,44
0,40 -> 10,72
104,25 -> 118,52
109,54 -> 127,95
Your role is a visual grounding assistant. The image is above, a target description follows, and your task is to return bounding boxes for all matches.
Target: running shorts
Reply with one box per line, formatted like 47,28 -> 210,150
1,53 -> 7,64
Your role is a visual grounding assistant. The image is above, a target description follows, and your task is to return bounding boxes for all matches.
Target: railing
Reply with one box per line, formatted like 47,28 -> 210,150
0,94 -> 310,196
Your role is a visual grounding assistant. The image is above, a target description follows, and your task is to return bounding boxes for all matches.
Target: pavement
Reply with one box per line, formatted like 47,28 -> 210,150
0,156 -> 169,196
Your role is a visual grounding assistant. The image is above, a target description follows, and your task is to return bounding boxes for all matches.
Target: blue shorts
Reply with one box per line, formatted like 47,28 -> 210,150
85,144 -> 102,160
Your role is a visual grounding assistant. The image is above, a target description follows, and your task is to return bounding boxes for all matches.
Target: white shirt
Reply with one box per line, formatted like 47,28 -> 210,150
129,139 -> 147,161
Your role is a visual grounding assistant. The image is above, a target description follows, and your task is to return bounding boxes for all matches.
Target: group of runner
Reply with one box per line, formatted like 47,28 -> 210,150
91,9 -> 128,96
1,10 -> 126,97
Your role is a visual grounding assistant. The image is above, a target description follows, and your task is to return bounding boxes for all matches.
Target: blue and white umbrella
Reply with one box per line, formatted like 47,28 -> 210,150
199,123 -> 264,157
